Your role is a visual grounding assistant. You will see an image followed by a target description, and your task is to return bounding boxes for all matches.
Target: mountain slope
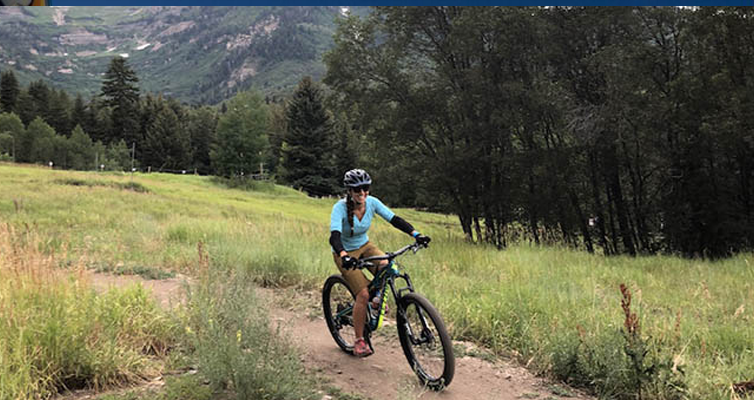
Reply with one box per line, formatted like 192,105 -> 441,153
0,6 -> 367,104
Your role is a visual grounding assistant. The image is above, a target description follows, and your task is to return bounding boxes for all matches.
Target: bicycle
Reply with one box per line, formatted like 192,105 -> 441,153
321,241 -> 455,390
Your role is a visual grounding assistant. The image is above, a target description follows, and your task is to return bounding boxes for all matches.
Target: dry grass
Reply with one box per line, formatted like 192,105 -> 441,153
0,224 -> 177,400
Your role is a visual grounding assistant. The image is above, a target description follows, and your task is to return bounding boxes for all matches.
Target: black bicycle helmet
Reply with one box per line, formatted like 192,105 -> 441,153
343,169 -> 372,188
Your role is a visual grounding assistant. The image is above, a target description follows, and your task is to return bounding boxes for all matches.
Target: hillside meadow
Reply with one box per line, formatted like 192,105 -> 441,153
1,162 -> 752,400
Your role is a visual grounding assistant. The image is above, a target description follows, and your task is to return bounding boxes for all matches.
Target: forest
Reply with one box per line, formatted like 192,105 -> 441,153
1,6 -> 752,259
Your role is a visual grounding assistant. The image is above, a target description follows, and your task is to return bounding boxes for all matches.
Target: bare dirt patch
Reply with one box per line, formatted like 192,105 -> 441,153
0,7 -> 28,18
60,29 -> 108,46
53,7 -> 69,26
228,60 -> 257,88
157,21 -> 195,38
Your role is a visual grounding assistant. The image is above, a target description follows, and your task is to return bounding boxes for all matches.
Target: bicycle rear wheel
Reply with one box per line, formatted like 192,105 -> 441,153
322,274 -> 358,354
396,293 -> 455,390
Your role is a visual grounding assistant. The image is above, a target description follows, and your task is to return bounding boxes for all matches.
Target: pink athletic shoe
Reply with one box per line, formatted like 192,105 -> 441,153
353,338 -> 373,357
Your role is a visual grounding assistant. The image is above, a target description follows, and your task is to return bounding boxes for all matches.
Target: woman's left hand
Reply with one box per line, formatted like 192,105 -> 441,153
415,234 -> 431,247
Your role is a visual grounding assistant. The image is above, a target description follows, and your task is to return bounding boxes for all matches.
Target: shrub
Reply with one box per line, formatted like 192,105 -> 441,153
183,262 -> 317,400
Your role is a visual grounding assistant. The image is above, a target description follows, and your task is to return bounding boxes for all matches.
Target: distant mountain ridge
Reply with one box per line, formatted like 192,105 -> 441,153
0,6 -> 366,104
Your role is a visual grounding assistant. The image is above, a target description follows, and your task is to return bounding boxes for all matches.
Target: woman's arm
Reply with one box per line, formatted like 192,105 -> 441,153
329,230 -> 348,258
330,201 -> 348,258
389,215 -> 417,236
391,215 -> 430,246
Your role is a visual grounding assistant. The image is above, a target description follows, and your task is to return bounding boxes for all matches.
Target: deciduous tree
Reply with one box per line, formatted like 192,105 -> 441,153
211,90 -> 269,178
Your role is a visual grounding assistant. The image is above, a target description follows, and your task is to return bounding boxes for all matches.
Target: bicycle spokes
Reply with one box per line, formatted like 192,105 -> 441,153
411,327 -> 437,346
397,295 -> 454,389
323,241 -> 453,389
335,302 -> 354,328
323,275 -> 358,353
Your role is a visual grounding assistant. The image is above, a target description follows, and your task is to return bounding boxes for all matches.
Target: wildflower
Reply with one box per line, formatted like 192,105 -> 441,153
237,329 -> 242,343
620,283 -> 639,336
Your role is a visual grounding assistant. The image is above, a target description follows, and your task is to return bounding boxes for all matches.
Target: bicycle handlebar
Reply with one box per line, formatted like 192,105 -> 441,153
353,241 -> 426,269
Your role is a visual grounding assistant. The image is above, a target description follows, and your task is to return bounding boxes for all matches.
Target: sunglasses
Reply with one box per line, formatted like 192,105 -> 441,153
350,185 -> 370,193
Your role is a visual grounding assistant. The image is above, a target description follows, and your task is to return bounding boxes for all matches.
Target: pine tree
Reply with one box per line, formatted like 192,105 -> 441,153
87,99 -> 112,144
27,80 -> 50,126
48,90 -> 72,137
186,106 -> 218,175
51,133 -> 71,169
281,76 -> 337,196
71,94 -> 87,132
14,90 -> 36,126
332,111 -> 358,180
101,56 -> 140,145
1,70 -> 20,113
138,94 -> 160,162
142,100 -> 190,171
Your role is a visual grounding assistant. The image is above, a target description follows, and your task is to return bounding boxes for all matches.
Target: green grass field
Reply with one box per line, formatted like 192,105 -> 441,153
1,162 -> 752,399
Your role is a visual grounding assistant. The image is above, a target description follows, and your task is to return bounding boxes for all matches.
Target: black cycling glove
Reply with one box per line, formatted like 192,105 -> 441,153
341,255 -> 357,270
414,233 -> 431,247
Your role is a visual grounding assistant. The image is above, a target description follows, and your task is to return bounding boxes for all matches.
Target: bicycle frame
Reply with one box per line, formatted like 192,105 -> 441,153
324,241 -> 455,389
334,243 -> 429,332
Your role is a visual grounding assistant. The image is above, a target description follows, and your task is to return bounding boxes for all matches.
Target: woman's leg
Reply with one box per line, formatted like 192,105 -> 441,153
352,287 -> 370,339
332,248 -> 371,339
333,242 -> 386,354
359,243 -> 388,311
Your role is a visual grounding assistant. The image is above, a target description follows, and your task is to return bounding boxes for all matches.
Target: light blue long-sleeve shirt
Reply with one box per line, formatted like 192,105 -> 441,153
330,196 -> 395,251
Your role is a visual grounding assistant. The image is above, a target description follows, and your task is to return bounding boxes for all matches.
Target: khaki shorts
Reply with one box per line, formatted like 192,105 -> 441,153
332,242 -> 386,295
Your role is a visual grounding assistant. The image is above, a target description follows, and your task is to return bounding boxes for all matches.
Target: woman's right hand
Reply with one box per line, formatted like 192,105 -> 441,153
341,255 -> 357,270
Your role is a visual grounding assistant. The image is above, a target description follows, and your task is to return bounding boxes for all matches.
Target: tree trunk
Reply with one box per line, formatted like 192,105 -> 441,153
527,175 -> 540,245
458,213 -> 473,241
606,146 -> 636,256
605,177 -> 620,255
620,131 -> 650,253
473,216 -> 483,243
569,188 -> 594,253
589,153 -> 611,255
454,192 -> 474,242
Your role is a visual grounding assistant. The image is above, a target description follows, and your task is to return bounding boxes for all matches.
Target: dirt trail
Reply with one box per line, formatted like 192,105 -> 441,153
89,273 -> 592,400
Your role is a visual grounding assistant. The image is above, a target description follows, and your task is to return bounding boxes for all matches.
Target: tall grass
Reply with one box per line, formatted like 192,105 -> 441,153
417,243 -> 754,399
182,244 -> 318,400
2,164 -> 753,399
0,224 -> 177,400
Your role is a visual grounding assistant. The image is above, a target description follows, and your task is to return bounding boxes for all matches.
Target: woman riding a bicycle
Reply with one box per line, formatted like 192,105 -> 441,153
329,168 -> 430,357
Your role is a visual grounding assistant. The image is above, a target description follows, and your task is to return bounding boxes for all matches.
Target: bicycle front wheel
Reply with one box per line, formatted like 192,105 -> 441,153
322,274 -> 358,354
396,293 -> 455,390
